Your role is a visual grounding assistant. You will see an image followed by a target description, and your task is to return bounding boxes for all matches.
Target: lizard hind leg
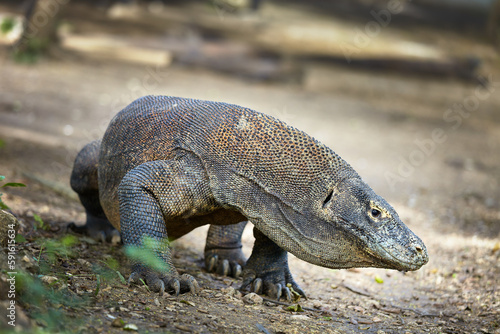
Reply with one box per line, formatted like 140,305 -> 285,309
69,140 -> 119,243
118,159 -> 207,296
205,221 -> 248,278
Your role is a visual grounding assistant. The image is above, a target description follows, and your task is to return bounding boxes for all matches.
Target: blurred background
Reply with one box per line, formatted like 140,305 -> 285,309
0,1 -> 499,332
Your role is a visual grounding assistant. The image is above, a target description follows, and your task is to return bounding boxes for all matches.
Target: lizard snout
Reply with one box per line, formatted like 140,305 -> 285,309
409,240 -> 429,266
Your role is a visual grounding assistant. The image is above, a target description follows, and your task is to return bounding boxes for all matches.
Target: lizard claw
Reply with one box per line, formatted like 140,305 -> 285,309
274,283 -> 282,301
128,267 -> 199,296
179,273 -> 200,295
251,278 -> 263,294
128,271 -> 142,285
205,252 -> 245,278
207,255 -> 218,272
217,259 -> 230,276
169,278 -> 180,296
67,217 -> 120,244
233,263 -> 242,278
282,286 -> 292,302
240,267 -> 307,301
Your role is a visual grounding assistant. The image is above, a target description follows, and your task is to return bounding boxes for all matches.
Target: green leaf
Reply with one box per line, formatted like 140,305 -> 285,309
116,271 -> 127,285
1,182 -> 26,188
0,139 -> 5,149
124,246 -> 169,273
286,283 -> 302,302
15,234 -> 27,243
60,235 -> 78,247
0,175 -> 5,181
374,275 -> 384,284
124,236 -> 170,273
323,316 -> 332,321
33,214 -> 49,231
286,304 -> 304,312
94,275 -> 101,296
0,199 -> 9,210
0,17 -> 15,35
180,300 -> 195,307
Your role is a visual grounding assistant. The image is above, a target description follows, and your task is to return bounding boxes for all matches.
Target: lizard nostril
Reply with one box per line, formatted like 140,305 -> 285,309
415,245 -> 423,253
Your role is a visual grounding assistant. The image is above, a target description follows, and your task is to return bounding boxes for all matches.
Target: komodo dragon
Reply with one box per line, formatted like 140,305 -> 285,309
70,95 -> 429,299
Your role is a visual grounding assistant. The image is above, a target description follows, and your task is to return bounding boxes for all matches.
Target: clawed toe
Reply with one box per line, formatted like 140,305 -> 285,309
128,270 -> 199,296
205,254 -> 244,278
240,271 -> 307,301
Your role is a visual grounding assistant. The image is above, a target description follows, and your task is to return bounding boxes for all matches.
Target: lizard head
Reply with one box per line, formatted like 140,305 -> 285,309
315,177 -> 429,271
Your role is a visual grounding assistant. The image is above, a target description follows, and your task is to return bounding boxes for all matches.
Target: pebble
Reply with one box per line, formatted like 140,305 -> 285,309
221,286 -> 236,296
123,323 -> 138,331
312,300 -> 323,309
78,258 -> 92,267
242,293 -> 263,305
40,275 -> 58,284
111,318 -> 124,327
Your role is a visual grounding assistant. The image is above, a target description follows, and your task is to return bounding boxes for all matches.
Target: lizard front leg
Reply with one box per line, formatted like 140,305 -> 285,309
204,222 -> 247,277
240,228 -> 306,301
118,159 -> 210,296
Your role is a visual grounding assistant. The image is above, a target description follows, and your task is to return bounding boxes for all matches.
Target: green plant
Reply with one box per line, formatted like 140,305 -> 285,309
124,236 -> 171,273
0,175 -> 26,210
0,17 -> 15,35
13,37 -> 50,64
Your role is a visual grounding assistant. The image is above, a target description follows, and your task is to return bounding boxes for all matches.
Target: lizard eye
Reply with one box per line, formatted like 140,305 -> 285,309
370,208 -> 381,218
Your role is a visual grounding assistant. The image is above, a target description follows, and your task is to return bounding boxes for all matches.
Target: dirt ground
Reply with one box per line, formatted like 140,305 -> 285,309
1,1 -> 500,333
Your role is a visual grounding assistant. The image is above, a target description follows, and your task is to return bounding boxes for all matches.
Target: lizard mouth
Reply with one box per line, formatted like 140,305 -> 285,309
364,246 -> 426,271
362,239 -> 429,271
337,218 -> 428,271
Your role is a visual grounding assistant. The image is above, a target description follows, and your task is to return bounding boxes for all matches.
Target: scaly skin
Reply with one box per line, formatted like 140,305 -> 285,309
70,95 -> 429,299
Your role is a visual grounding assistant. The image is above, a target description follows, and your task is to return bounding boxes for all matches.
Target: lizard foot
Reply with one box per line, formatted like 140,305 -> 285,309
205,248 -> 246,278
240,267 -> 306,301
129,268 -> 199,296
67,215 -> 120,244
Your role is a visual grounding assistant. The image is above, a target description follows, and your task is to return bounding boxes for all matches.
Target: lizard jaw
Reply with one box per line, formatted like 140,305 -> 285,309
363,241 -> 429,271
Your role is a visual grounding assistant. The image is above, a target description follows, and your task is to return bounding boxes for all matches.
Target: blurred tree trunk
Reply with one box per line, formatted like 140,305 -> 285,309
13,0 -> 71,61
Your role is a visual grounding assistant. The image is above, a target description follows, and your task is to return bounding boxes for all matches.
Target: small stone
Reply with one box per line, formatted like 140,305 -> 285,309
242,292 -> 263,305
123,323 -> 138,331
312,300 -> 323,309
40,276 -> 58,284
111,318 -> 124,328
229,299 -> 244,307
290,314 -> 309,321
233,290 -> 243,299
221,286 -> 236,296
174,324 -> 192,331
372,316 -> 382,323
78,258 -> 92,267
